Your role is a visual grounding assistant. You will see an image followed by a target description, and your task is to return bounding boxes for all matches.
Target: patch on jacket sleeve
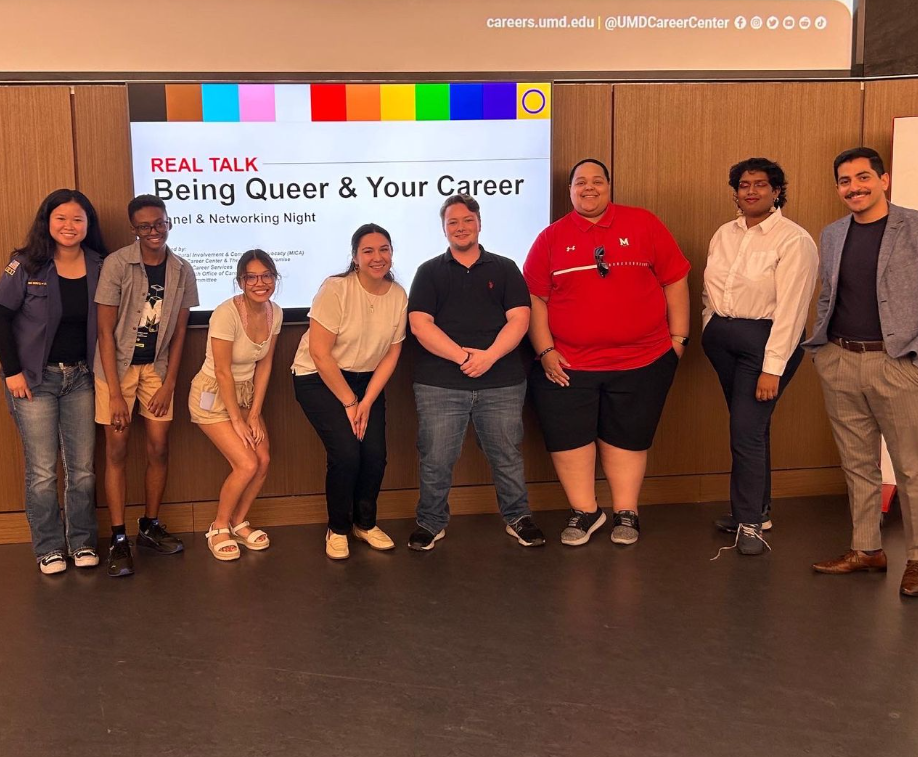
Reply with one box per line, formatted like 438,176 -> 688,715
4,260 -> 20,276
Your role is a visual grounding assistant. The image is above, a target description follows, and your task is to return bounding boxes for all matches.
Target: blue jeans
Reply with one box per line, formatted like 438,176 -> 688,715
7,364 -> 97,559
414,381 -> 530,533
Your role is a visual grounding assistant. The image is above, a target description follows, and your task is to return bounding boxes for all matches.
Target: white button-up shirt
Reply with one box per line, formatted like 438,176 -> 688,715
702,208 -> 818,376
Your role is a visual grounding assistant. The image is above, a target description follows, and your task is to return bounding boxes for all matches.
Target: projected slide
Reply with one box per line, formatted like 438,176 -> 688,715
129,83 -> 551,311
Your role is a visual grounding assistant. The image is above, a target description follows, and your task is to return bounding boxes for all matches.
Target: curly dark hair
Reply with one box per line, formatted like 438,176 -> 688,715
728,158 -> 788,209
11,189 -> 107,274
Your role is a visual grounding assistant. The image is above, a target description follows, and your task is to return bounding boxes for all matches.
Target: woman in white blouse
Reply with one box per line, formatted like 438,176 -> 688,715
292,224 -> 408,560
702,158 -> 818,555
189,250 -> 283,561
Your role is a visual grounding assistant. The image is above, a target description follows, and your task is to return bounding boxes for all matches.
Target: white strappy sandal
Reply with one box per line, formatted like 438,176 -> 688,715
206,523 -> 241,561
230,520 -> 270,551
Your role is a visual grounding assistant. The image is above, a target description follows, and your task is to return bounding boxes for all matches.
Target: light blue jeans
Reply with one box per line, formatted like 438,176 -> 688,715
413,381 -> 530,533
7,364 -> 97,560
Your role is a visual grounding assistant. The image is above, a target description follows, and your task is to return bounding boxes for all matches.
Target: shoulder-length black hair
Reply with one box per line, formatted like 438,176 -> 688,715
335,223 -> 395,282
728,158 -> 788,208
11,189 -> 107,274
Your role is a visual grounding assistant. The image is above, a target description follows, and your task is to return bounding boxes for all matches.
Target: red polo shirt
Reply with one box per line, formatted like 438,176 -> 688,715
523,203 -> 690,371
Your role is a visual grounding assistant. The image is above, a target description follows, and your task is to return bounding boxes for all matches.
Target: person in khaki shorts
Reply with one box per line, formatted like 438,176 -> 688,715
95,195 -> 198,577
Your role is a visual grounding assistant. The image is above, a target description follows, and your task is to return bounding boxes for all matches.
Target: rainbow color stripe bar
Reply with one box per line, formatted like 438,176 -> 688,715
147,83 -> 550,123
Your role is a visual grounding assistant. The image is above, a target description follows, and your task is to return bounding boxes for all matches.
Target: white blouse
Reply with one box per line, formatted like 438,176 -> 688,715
702,208 -> 818,376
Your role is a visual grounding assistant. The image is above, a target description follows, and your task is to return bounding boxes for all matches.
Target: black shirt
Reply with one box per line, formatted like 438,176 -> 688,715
132,259 -> 167,364
408,246 -> 531,389
828,216 -> 887,342
47,276 -> 88,364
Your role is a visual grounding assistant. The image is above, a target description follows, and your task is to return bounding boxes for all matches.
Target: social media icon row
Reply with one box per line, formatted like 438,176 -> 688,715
733,15 -> 828,31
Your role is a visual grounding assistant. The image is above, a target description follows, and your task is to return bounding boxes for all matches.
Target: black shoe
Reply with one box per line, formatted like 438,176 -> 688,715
736,523 -> 770,556
714,514 -> 773,533
560,508 -> 606,546
505,515 -> 545,547
107,537 -> 135,577
407,526 -> 445,551
137,520 -> 184,554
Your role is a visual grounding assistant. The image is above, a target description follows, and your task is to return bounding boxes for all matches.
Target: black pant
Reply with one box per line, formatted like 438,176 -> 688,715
702,316 -> 804,524
293,371 -> 387,534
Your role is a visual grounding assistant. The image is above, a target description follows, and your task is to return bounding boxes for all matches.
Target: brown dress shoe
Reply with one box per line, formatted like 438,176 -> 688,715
812,549 -> 887,574
901,561 -> 918,597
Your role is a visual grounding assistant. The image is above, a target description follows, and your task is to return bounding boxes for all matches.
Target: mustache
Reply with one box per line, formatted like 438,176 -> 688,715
845,191 -> 869,199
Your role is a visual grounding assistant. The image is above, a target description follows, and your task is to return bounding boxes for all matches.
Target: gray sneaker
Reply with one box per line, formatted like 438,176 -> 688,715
611,510 -> 640,545
561,508 -> 606,546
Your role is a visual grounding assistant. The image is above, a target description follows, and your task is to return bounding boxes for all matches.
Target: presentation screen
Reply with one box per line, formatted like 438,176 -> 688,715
7,1 -> 855,74
892,117 -> 918,211
129,83 -> 552,312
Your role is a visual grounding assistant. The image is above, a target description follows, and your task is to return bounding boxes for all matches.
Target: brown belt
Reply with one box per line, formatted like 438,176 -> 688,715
829,336 -> 885,353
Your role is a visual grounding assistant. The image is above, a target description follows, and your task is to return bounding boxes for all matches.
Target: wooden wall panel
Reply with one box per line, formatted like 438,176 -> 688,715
0,86 -> 75,512
72,86 -> 135,252
551,84 -> 612,220
863,79 -> 918,179
611,82 -> 863,476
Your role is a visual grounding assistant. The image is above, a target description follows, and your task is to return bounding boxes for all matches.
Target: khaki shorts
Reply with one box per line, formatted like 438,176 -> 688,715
95,363 -> 173,423
188,371 -> 255,425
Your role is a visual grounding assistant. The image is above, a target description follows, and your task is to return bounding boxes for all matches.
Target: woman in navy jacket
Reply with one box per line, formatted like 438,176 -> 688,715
0,189 -> 107,574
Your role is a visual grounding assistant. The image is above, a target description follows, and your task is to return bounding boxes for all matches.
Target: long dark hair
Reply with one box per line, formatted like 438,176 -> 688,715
11,189 -> 107,274
336,223 -> 395,281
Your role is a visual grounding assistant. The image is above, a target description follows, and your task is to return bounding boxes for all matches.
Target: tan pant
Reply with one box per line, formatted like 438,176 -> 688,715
814,343 -> 918,560
95,363 -> 172,423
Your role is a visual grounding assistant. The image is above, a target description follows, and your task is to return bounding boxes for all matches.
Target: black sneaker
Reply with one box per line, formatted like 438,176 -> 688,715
407,526 -> 445,551
714,514 -> 773,533
137,519 -> 184,554
107,536 -> 135,577
39,552 -> 67,575
736,524 -> 770,556
560,508 -> 607,546
505,515 -> 545,547
611,510 -> 640,545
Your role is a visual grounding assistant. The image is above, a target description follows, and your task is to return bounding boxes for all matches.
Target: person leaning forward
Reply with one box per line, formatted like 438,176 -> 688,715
406,194 -> 544,551
523,158 -> 690,548
807,147 -> 918,597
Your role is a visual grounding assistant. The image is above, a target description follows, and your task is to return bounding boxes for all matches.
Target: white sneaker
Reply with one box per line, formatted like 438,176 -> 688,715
39,552 -> 67,575
73,548 -> 100,568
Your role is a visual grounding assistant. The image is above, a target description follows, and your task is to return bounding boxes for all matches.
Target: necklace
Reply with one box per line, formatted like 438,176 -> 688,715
356,274 -> 385,313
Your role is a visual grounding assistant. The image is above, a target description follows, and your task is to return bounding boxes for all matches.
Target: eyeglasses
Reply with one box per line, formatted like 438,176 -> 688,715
594,246 -> 609,278
133,219 -> 171,236
241,272 -> 277,285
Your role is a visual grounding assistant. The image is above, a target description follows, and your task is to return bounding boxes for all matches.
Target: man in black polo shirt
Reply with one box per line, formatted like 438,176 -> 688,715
407,194 -> 544,550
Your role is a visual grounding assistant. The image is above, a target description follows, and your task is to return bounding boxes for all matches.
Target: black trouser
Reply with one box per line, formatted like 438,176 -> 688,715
702,316 -> 804,525
293,371 -> 387,534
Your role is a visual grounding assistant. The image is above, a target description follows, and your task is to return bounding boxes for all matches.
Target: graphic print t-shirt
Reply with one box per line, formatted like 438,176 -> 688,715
132,260 -> 167,364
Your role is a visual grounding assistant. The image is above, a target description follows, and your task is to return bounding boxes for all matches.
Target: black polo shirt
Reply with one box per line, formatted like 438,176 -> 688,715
408,246 -> 531,389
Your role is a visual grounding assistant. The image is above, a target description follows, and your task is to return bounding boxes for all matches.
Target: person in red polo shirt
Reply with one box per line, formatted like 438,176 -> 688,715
523,158 -> 690,546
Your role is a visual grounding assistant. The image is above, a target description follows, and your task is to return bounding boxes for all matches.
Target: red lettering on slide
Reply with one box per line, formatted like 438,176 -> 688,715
209,157 -> 259,172
150,158 -> 203,172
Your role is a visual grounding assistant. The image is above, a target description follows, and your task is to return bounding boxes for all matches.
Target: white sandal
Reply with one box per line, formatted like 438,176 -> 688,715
206,523 -> 241,561
230,520 -> 270,551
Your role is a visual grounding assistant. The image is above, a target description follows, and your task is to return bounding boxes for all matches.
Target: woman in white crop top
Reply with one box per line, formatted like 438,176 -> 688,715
292,223 -> 407,560
189,249 -> 283,561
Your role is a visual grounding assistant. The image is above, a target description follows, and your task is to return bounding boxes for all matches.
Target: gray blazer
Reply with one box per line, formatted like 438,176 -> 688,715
804,203 -> 918,366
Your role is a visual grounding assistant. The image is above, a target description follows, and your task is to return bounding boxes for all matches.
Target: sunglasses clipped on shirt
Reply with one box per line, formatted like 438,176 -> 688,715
594,245 -> 610,278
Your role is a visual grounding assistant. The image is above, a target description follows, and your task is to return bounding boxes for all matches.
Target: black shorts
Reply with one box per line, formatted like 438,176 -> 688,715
530,349 -> 679,453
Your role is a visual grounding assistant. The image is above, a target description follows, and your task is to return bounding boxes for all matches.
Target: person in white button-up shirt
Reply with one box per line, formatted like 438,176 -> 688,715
702,158 -> 817,555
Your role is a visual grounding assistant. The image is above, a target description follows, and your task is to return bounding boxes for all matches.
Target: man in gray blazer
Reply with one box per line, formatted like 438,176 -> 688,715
805,147 -> 918,597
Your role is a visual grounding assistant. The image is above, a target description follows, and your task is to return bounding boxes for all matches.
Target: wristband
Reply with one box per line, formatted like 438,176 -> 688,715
538,346 -> 555,359
343,396 -> 359,409
671,335 -> 690,347
461,351 -> 471,365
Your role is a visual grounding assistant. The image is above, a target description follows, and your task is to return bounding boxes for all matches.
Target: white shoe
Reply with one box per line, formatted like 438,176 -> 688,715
39,552 -> 66,575
73,548 -> 99,568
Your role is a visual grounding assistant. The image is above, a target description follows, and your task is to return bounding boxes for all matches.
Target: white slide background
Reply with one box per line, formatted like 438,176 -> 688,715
131,120 -> 551,310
